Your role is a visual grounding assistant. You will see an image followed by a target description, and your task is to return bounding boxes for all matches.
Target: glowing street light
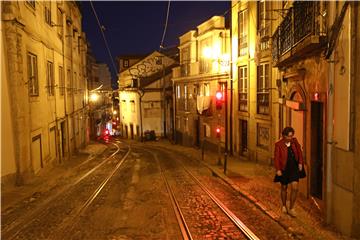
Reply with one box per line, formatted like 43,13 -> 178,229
90,92 -> 99,102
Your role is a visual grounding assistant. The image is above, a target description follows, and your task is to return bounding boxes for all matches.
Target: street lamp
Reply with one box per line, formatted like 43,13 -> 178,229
90,92 -> 99,102
202,46 -> 230,174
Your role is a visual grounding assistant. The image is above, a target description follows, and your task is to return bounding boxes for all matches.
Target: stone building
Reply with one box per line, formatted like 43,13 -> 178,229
1,1 -> 89,185
172,16 -> 230,152
118,50 -> 178,140
232,0 -> 360,237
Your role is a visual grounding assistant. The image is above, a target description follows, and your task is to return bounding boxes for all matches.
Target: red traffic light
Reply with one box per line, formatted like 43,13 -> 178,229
216,127 -> 221,138
216,91 -> 223,100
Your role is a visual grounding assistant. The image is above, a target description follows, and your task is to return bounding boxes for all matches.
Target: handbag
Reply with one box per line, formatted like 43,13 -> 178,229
299,165 -> 306,178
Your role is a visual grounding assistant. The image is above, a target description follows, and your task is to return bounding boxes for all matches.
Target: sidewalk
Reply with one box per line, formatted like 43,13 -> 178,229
153,140 -> 351,240
1,141 -> 107,211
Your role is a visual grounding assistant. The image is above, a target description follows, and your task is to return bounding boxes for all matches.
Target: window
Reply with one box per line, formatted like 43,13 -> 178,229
200,38 -> 212,73
59,66 -> 64,96
27,53 -> 38,96
181,47 -> 190,76
199,83 -> 210,97
27,0 -> 35,9
130,100 -> 135,112
258,0 -> 270,50
122,100 -> 127,113
57,8 -> 63,37
47,61 -> 54,96
123,60 -> 129,68
176,85 -> 181,99
257,123 -> 270,150
257,63 -> 270,114
238,9 -> 248,56
184,84 -> 188,111
67,69 -> 72,93
44,2 -> 51,25
238,66 -> 248,111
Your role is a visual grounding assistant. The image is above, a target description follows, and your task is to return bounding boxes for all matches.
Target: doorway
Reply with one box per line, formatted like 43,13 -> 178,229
130,124 -> 134,139
239,119 -> 248,156
60,121 -> 66,162
31,135 -> 43,173
310,101 -> 323,199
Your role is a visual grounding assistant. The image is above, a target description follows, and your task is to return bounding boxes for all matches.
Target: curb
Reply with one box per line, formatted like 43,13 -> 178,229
201,161 -> 281,220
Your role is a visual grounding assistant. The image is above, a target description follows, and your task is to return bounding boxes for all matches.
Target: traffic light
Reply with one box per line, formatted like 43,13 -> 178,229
216,126 -> 221,138
215,91 -> 223,110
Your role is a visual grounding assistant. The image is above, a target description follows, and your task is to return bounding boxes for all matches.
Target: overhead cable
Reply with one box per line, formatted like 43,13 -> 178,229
90,0 -> 118,76
160,0 -> 171,50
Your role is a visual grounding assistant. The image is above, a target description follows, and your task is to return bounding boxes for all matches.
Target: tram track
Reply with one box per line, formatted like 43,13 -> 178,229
2,141 -> 131,240
143,145 -> 260,240
144,143 -> 295,240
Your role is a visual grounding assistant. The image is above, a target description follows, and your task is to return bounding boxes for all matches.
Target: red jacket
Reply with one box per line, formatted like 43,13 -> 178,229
274,137 -> 304,171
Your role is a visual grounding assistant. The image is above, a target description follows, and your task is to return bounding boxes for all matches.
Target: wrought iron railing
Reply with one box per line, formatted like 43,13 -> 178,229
272,1 -> 321,63
180,63 -> 190,77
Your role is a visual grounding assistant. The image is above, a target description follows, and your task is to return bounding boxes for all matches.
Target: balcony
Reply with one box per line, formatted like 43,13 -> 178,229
173,62 -> 200,79
272,1 -> 326,67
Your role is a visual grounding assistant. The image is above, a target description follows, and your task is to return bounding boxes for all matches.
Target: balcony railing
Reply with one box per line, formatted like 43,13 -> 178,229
272,1 -> 325,66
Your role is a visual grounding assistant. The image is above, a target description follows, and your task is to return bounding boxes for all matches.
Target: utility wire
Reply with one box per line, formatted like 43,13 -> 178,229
160,0 -> 171,50
90,0 -> 118,76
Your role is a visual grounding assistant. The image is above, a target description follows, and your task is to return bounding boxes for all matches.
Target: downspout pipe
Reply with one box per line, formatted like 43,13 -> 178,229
326,2 -> 335,224
229,8 -> 233,156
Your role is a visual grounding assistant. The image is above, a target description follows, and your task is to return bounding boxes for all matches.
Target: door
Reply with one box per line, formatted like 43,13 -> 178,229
310,101 -> 323,199
130,124 -> 134,139
31,135 -> 42,173
239,120 -> 248,156
60,121 -> 66,161
49,127 -> 56,162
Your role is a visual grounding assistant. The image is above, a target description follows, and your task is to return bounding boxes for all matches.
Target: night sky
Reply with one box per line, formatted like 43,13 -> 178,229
81,1 -> 230,88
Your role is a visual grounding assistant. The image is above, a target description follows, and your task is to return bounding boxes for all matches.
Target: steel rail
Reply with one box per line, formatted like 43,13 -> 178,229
152,151 -> 193,240
4,142 -> 128,240
51,142 -> 131,239
144,145 -> 260,240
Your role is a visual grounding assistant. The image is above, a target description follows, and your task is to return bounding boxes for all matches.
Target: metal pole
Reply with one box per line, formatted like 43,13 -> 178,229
224,81 -> 228,175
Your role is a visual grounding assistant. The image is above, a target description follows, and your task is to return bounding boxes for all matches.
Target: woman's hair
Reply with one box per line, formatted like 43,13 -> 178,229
282,127 -> 295,137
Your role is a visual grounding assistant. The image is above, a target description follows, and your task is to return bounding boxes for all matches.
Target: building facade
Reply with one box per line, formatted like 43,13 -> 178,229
232,0 -> 360,237
118,51 -> 178,140
172,16 -> 230,152
1,1 -> 89,185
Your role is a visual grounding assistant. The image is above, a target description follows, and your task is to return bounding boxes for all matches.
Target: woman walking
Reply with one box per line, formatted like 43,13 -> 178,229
274,127 -> 305,217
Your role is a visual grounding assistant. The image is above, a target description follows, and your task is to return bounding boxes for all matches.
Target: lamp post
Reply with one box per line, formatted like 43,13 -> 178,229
137,87 -> 145,142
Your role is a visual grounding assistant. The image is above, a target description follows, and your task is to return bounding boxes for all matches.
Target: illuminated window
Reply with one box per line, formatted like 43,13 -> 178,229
47,61 -> 54,96
257,63 -> 270,114
238,9 -> 248,56
184,84 -> 188,111
200,38 -> 212,73
123,59 -> 129,68
28,53 -> 38,96
238,66 -> 248,112
176,85 -> 181,99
